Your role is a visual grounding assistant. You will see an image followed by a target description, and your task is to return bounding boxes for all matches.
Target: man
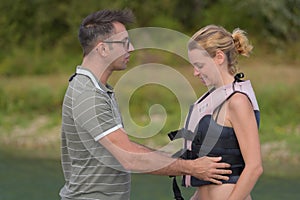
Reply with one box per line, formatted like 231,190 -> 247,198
59,9 -> 231,200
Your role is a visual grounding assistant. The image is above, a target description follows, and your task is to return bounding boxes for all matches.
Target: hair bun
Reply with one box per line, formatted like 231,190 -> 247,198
232,28 -> 253,57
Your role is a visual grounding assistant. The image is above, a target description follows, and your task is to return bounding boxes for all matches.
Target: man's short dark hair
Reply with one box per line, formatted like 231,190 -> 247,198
78,9 -> 135,56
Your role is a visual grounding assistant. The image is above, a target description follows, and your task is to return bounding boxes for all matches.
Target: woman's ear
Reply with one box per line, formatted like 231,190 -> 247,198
214,50 -> 226,65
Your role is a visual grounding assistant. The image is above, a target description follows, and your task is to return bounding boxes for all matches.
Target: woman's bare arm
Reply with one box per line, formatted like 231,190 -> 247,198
227,93 -> 263,200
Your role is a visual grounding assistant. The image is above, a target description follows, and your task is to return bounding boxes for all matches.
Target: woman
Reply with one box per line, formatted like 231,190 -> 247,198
186,25 -> 263,200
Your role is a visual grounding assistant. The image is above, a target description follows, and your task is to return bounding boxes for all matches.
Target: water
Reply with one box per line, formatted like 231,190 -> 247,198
1,153 -> 299,200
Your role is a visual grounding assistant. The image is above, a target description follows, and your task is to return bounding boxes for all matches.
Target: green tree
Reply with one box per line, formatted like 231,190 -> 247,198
0,0 -> 299,76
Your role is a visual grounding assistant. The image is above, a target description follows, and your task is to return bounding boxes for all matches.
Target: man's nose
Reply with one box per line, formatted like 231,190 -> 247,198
128,42 -> 134,52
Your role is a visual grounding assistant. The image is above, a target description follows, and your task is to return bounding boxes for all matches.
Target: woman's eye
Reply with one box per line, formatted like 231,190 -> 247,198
194,63 -> 203,69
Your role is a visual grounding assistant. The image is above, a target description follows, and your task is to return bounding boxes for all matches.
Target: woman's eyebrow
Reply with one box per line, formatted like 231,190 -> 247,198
193,62 -> 205,67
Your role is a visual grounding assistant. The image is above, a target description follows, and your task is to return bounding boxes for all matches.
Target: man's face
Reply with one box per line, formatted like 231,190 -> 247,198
104,22 -> 134,71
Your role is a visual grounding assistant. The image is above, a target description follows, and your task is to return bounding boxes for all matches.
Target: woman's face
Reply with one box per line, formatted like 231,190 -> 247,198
188,48 -> 221,87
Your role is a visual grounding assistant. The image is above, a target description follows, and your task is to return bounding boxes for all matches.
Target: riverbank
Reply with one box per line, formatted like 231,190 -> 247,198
0,151 -> 299,200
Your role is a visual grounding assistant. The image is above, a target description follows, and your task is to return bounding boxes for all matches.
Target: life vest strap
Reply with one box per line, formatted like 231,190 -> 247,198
171,176 -> 185,200
168,128 -> 194,141
69,73 -> 77,82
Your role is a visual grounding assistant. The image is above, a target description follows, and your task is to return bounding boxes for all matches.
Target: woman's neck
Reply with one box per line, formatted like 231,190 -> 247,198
214,73 -> 234,88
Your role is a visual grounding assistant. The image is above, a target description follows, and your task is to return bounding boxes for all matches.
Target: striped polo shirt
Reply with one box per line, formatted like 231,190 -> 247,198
59,66 -> 131,200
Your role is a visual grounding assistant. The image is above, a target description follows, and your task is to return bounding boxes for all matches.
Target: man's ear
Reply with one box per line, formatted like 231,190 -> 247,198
214,50 -> 226,65
97,43 -> 109,57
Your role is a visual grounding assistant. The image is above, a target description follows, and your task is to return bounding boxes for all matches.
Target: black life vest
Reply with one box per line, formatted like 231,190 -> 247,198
168,74 -> 260,200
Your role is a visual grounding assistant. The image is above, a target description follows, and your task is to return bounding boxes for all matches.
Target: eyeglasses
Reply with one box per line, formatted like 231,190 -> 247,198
103,37 -> 130,50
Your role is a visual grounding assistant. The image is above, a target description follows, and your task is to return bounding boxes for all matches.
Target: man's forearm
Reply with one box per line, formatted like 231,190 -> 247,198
100,128 -> 231,183
134,142 -> 195,176
108,140 -> 190,175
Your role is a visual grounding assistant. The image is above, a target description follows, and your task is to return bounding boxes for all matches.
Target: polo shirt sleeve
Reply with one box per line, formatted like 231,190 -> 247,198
73,90 -> 123,141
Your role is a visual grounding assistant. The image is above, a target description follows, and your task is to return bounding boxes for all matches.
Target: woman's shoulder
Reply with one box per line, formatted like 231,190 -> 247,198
227,92 -> 253,112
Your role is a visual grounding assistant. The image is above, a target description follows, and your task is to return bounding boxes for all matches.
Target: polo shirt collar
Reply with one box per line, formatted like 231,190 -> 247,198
76,66 -> 113,93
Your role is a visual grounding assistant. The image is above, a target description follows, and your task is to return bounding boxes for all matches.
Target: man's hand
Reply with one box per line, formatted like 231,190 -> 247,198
189,156 -> 232,184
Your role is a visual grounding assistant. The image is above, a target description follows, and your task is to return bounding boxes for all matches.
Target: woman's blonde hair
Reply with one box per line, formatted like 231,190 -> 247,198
189,25 -> 253,75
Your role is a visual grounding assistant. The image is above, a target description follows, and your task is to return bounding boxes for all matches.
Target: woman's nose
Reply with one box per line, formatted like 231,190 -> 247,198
193,67 -> 200,76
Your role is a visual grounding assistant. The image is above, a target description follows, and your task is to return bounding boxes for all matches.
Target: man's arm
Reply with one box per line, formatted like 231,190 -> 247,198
99,128 -> 231,184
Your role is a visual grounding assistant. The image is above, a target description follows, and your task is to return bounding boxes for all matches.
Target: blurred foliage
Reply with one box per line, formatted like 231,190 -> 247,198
0,0 -> 299,76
